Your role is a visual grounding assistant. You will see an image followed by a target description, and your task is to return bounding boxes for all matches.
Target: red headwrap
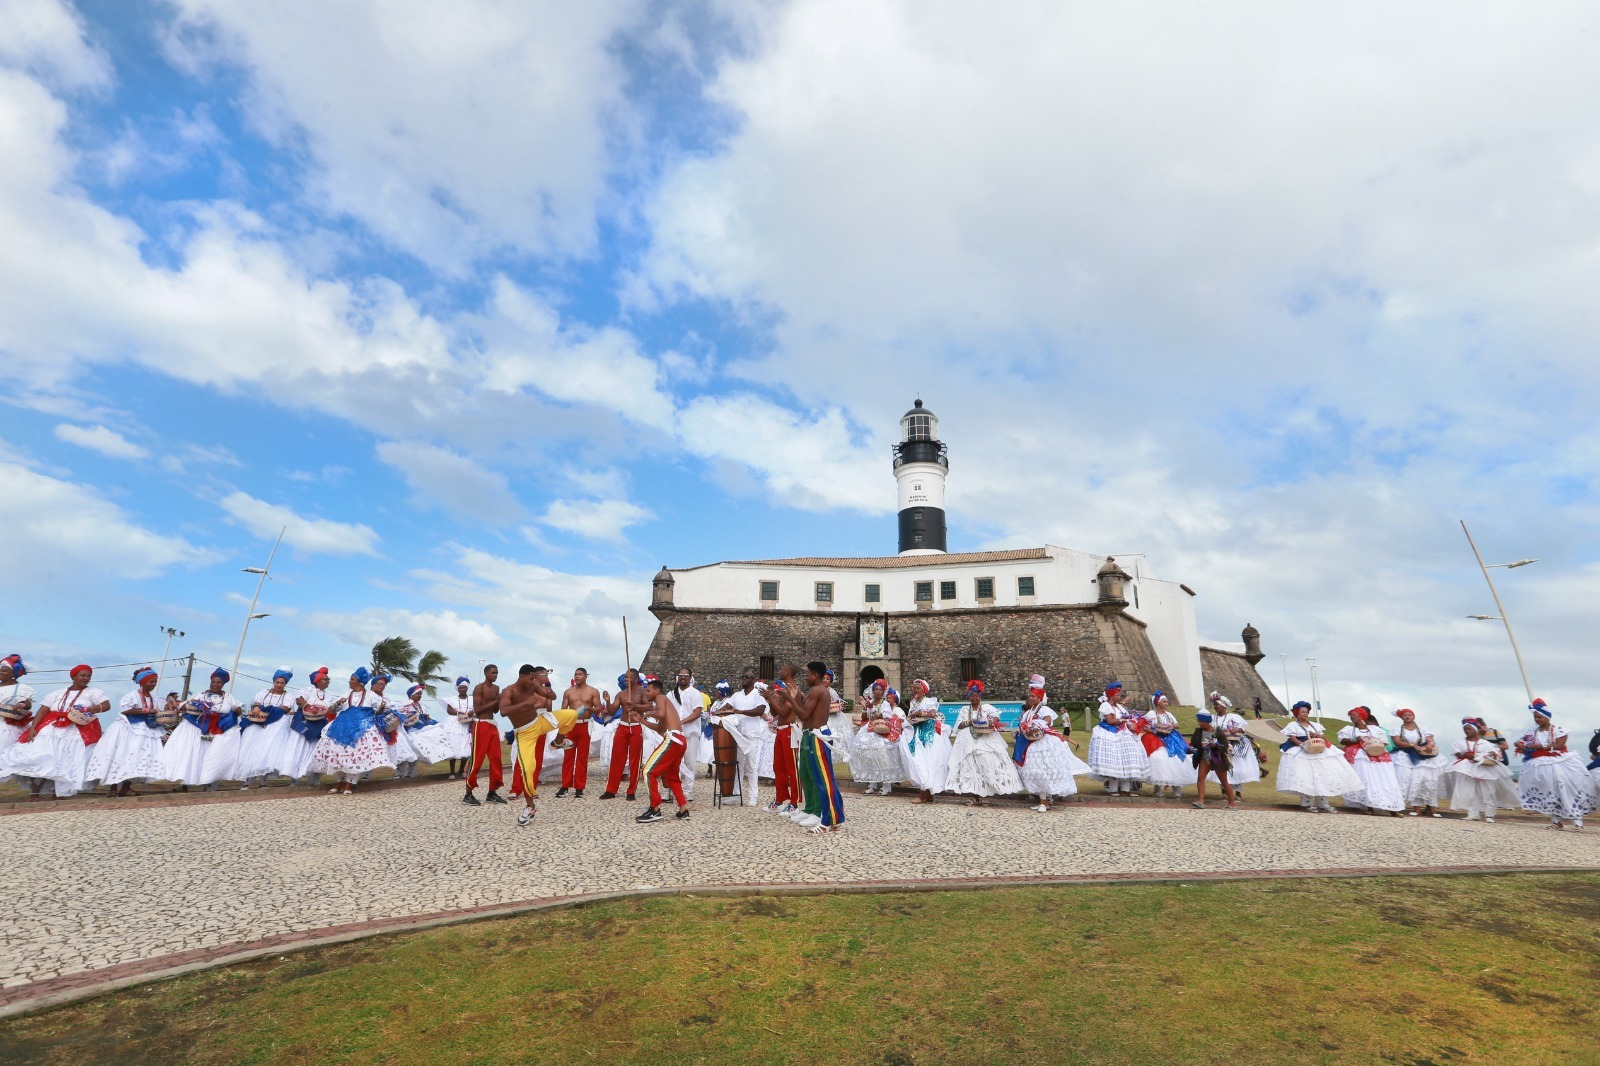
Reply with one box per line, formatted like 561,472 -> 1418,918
71,664 -> 92,678
1349,706 -> 1371,724
1395,708 -> 1414,719
967,679 -> 985,696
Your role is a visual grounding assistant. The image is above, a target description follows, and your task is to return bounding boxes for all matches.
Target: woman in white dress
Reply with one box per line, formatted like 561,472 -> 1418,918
237,669 -> 297,789
1446,719 -> 1519,822
825,670 -> 851,765
438,676 -> 474,779
851,686 -> 907,795
366,674 -> 413,778
1212,693 -> 1262,797
0,655 -> 38,774
1275,701 -> 1362,812
1088,682 -> 1148,795
1143,692 -> 1191,798
1015,682 -> 1076,812
1515,700 -> 1596,830
86,666 -> 168,796
397,683 -> 454,775
945,682 -> 1023,804
898,679 -> 950,803
1336,706 -> 1405,816
285,667 -> 334,785
1390,708 -> 1448,817
1,664 -> 108,799
169,668 -> 244,790
309,667 -> 393,795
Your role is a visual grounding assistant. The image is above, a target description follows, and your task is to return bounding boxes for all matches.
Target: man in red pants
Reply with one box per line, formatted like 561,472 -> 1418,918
600,670 -> 644,801
555,668 -> 603,798
635,677 -> 690,823
766,664 -> 804,814
463,664 -> 507,806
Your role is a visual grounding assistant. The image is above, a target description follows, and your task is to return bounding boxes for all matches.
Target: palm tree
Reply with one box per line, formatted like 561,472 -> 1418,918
368,637 -> 449,694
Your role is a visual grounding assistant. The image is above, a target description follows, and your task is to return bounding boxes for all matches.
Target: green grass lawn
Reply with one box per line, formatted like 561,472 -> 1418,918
5,874 -> 1599,1065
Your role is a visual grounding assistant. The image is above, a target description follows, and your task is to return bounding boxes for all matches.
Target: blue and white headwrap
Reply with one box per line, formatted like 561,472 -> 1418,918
2,654 -> 25,678
1292,700 -> 1311,711
351,666 -> 372,685
455,676 -> 470,688
408,684 -> 424,699
1196,710 -> 1214,724
1530,699 -> 1552,719
210,666 -> 230,682
133,667 -> 158,685
371,672 -> 392,685
272,668 -> 294,683
715,680 -> 731,697
617,673 -> 629,690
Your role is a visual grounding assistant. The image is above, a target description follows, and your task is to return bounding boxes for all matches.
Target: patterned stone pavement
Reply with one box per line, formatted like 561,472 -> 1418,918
3,781 -> 1597,1007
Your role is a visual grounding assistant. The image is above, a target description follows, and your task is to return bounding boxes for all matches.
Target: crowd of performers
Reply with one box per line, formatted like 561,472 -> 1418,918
2,652 -> 1597,831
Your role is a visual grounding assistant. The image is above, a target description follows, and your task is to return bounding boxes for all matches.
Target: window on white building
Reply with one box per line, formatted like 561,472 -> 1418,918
864,583 -> 881,603
940,581 -> 957,601
759,581 -> 779,603
815,581 -> 833,603
915,581 -> 933,602
975,577 -> 994,601
1017,576 -> 1035,597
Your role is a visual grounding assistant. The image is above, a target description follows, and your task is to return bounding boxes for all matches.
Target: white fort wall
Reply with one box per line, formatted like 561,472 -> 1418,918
667,544 -> 1206,705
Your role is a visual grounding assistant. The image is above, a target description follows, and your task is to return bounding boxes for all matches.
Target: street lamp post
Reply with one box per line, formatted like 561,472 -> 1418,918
156,625 -> 186,692
1305,658 -> 1320,714
229,527 -> 285,695
1460,519 -> 1537,703
1279,652 -> 1290,710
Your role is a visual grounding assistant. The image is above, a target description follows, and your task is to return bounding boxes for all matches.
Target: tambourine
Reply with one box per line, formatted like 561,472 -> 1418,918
870,721 -> 893,736
1303,738 -> 1328,755
1023,727 -> 1045,741
155,709 -> 179,727
1363,742 -> 1389,758
1476,752 -> 1501,766
247,707 -> 269,723
66,708 -> 95,726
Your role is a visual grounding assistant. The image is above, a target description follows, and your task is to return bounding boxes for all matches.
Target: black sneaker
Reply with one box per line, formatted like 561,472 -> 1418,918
599,791 -> 616,800
675,809 -> 691,820
555,787 -> 570,798
635,807 -> 663,823
485,791 -> 508,805
625,792 -> 636,802
573,789 -> 585,798
462,791 -> 482,806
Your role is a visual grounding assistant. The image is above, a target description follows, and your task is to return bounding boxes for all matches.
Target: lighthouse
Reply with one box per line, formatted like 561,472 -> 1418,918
893,399 -> 949,555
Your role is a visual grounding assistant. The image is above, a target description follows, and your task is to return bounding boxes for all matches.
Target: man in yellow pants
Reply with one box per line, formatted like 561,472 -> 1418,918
501,665 -> 578,826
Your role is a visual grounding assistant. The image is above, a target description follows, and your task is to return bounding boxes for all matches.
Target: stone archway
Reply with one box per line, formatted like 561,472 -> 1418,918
858,665 -> 885,694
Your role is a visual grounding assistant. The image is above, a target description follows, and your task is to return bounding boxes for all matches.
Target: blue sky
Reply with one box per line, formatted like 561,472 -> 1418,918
2,0 -> 1597,734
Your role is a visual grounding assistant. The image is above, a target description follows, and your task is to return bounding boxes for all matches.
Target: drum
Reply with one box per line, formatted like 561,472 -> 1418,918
713,723 -> 738,797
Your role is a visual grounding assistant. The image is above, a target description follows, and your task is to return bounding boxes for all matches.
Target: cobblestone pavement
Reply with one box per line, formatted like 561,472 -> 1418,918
4,781 -> 1597,994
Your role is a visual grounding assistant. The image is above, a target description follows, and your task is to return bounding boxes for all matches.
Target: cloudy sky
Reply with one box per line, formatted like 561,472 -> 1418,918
2,1 -> 1595,732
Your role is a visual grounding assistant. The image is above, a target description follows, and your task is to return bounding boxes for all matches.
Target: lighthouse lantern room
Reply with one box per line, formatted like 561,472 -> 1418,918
893,399 -> 949,556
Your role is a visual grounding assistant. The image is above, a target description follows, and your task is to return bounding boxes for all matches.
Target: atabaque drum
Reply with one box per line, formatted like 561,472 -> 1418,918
713,723 -> 738,797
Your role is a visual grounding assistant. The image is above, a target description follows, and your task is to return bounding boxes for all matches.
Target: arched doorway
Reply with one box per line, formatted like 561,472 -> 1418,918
858,665 -> 885,694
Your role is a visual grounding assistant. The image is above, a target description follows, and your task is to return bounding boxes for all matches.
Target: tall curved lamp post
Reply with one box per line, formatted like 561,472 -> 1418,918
230,527 -> 285,695
1460,519 -> 1536,703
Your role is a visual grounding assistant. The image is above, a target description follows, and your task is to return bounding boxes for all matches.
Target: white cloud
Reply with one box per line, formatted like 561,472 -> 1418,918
164,0 -> 645,269
0,450 -> 215,585
375,440 -> 524,525
52,422 -> 148,460
302,607 -> 503,658
536,498 -> 654,542
0,0 -> 111,90
218,491 -> 380,557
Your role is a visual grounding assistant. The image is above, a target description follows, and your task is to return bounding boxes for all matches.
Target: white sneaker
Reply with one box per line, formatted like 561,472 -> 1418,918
1484,816 -> 1496,823
1465,812 -> 1481,821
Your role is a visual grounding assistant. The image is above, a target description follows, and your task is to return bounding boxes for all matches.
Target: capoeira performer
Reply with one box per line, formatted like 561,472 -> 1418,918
635,676 -> 693,823
0,655 -> 36,770
309,667 -> 391,795
791,661 -> 845,832
600,670 -> 647,801
1275,701 -> 1361,812
554,668 -> 603,798
2,664 -> 107,799
946,680 -> 1023,805
502,665 -> 580,826
439,676 -> 474,779
899,678 -> 950,804
87,666 -> 168,796
1446,719 -> 1518,822
287,667 -> 334,786
1212,693 -> 1262,799
1515,699 -> 1596,831
766,665 -> 807,813
1189,710 -> 1237,809
1088,681 -> 1148,795
1390,708 -> 1448,817
1143,691 -> 1190,798
464,665 -> 507,806
1337,706 -> 1405,816
163,668 -> 241,791
666,668 -> 705,801
397,684 -> 453,776
1014,680 -> 1077,812
237,669 -> 296,789
851,685 -> 907,796
710,668 -> 769,808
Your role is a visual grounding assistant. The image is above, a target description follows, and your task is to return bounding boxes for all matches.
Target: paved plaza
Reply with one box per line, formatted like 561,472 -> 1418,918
4,783 -> 1598,1010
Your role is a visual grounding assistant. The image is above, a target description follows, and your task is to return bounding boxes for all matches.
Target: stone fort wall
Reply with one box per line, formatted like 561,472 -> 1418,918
1199,648 -> 1288,716
641,605 -> 1179,707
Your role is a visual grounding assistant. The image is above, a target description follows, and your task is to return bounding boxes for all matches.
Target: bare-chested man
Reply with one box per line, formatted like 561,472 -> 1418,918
502,665 -> 580,826
634,676 -> 691,823
464,664 -> 505,806
601,669 -> 646,801
555,668 -> 604,798
791,661 -> 844,832
764,664 -> 804,814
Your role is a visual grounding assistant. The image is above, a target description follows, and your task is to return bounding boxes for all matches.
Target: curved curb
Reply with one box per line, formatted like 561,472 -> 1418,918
2,863 -> 1594,1022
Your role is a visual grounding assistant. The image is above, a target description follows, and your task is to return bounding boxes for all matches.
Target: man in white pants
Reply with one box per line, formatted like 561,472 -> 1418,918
667,668 -> 704,801
714,668 -> 769,807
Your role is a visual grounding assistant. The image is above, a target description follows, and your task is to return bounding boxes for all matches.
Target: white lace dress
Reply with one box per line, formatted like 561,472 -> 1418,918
162,691 -> 242,786
1,686 -> 107,797
1446,738 -> 1520,817
439,694 -> 474,758
1219,712 -> 1262,785
1390,725 -> 1448,807
1275,721 -> 1362,799
944,705 -> 1023,797
0,681 -> 36,772
1087,700 -> 1149,784
1015,706 -> 1077,799
1336,725 -> 1405,812
851,706 -> 908,785
1516,725 -> 1597,821
897,697 -> 952,793
1143,710 -> 1192,788
237,687 -> 297,779
86,689 -> 168,786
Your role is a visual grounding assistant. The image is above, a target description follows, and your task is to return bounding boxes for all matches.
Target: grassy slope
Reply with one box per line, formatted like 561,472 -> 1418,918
4,875 -> 1599,1066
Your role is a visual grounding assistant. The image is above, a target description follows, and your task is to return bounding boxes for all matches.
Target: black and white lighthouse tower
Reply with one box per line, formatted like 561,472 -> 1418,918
893,399 -> 949,556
